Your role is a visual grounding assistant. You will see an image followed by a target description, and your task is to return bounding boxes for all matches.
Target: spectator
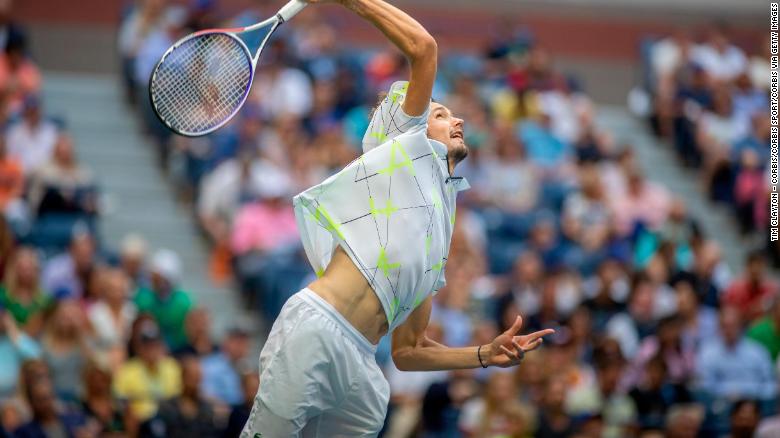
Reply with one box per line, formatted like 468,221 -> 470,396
0,33 -> 41,115
176,307 -> 216,357
13,378 -> 90,438
565,342 -> 637,438
421,368 -> 480,437
201,326 -> 251,406
722,249 -> 779,323
665,403 -> 705,438
27,133 -> 98,218
458,370 -> 533,437
0,308 -> 40,400
480,122 -> 539,213
695,306 -> 776,402
609,170 -> 671,238
0,136 -> 22,212
605,275 -> 659,359
728,399 -> 761,438
117,0 -> 173,103
5,95 -> 58,175
673,277 -> 718,350
384,322 -> 449,437
535,377 -> 576,438
562,163 -> 611,254
517,111 -> 572,171
249,44 -> 313,118
41,299 -> 92,402
118,233 -> 148,289
134,249 -> 193,351
623,316 -> 695,390
747,296 -> 780,362
113,319 -> 181,422
87,268 -> 137,370
582,259 -> 629,333
81,361 -> 133,436
223,369 -> 260,438
628,355 -> 691,429
0,247 -> 51,336
140,355 -> 221,438
42,229 -> 98,300
691,26 -> 747,83
229,175 -> 298,257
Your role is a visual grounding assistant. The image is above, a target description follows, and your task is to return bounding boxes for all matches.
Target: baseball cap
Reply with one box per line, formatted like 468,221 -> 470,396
150,249 -> 182,284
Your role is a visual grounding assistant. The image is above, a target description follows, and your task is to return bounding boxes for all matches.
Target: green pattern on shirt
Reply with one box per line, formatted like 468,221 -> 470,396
377,140 -> 415,176
312,204 -> 344,240
369,196 -> 398,218
377,247 -> 400,278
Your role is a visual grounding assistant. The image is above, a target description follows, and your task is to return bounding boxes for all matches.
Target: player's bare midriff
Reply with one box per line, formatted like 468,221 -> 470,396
307,245 -> 390,345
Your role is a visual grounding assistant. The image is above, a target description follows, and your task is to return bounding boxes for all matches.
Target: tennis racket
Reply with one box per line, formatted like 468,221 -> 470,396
149,0 -> 307,137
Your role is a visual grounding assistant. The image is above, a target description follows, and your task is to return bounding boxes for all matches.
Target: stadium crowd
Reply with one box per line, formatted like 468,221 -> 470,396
0,0 -> 776,437
643,26 -> 775,263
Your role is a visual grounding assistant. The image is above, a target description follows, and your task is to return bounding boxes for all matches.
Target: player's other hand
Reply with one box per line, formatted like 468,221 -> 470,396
485,316 -> 554,368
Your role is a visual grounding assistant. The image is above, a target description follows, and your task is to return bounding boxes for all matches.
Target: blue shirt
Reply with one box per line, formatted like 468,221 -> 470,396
517,120 -> 571,169
200,352 -> 242,405
0,333 -> 41,399
696,337 -> 776,400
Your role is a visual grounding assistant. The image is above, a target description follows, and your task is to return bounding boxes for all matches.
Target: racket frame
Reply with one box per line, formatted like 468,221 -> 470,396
148,0 -> 307,137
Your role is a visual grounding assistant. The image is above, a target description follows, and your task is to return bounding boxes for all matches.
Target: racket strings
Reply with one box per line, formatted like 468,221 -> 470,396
151,33 -> 252,135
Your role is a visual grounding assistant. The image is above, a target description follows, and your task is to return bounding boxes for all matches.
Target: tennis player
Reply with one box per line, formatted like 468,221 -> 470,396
241,0 -> 555,436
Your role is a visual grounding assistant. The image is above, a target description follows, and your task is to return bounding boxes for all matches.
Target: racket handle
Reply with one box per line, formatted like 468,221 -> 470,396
278,0 -> 307,23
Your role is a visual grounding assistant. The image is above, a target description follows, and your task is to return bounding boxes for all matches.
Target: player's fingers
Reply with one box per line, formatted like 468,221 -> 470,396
522,329 -> 555,343
499,345 -> 520,362
505,316 -> 524,336
525,338 -> 544,352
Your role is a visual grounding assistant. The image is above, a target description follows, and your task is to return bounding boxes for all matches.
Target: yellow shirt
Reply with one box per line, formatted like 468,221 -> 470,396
113,357 -> 182,421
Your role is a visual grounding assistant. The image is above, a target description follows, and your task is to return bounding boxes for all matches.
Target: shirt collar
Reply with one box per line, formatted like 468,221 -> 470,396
430,140 -> 470,192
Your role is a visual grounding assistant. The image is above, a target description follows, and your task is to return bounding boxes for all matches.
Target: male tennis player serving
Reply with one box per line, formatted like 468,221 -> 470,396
242,0 -> 555,436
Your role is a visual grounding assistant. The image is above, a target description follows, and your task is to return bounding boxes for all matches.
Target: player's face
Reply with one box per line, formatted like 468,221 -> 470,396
427,102 -> 468,165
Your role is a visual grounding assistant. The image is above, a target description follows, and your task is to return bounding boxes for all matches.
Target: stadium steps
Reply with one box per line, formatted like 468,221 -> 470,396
40,71 -> 262,343
596,106 -> 749,271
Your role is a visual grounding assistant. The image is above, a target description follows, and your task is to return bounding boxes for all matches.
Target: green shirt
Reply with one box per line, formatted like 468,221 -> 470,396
746,317 -> 780,361
0,286 -> 52,325
133,287 -> 193,350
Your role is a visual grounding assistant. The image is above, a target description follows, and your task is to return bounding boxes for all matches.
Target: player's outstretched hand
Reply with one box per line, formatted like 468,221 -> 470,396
485,316 -> 555,368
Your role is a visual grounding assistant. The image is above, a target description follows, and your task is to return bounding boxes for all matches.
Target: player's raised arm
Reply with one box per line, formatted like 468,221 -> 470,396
314,0 -> 437,116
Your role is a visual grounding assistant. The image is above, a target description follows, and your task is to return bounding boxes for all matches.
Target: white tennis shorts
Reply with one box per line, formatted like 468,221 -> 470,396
241,287 -> 390,438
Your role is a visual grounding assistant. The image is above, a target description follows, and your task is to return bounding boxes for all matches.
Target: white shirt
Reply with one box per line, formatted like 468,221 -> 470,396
6,119 -> 59,175
88,301 -> 137,349
251,67 -> 313,118
692,44 -> 747,82
293,81 -> 470,332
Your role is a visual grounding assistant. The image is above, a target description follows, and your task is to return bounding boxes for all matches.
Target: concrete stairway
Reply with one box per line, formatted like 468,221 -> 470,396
596,105 -> 750,272
40,72 -> 259,341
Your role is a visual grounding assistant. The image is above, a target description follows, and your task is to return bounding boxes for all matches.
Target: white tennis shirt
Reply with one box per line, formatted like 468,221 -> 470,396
293,81 -> 470,333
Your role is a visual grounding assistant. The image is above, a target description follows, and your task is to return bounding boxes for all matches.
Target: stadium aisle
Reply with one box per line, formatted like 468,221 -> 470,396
40,72 -> 260,342
596,105 -> 749,271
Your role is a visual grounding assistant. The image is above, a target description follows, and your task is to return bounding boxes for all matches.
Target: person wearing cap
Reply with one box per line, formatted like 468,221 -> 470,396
113,319 -> 182,422
133,249 -> 193,351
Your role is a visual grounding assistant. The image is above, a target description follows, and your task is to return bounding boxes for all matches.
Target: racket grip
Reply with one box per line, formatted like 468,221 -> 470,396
278,0 -> 307,22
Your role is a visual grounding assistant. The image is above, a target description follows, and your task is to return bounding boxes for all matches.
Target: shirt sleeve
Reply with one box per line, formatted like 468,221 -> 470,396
361,81 -> 430,153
